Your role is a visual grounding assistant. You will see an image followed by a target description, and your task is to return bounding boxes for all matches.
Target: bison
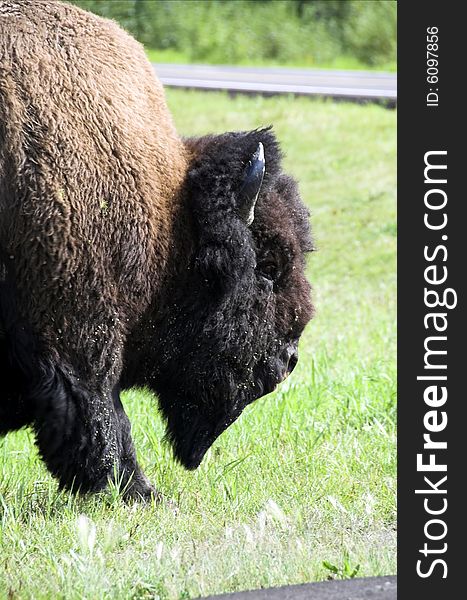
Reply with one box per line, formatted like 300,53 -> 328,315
0,0 -> 314,500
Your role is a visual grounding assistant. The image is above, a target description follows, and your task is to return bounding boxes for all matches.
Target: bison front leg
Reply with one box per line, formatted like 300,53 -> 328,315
32,361 -> 154,500
112,386 -> 160,501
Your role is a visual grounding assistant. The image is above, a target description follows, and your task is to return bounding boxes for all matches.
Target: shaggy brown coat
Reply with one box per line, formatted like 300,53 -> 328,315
1,0 -> 188,375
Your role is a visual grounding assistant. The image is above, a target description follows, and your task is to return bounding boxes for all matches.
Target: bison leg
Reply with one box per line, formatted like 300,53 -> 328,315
111,386 -> 159,501
32,362 -> 120,493
0,336 -> 34,434
0,280 -> 35,434
32,361 -> 155,500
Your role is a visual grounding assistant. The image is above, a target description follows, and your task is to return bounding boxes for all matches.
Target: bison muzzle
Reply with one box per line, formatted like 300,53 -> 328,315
0,0 -> 314,500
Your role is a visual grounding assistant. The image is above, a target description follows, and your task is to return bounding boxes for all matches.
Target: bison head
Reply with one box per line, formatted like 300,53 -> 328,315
133,128 -> 314,469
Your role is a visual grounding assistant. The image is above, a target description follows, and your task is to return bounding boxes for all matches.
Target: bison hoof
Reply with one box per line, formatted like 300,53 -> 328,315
124,485 -> 161,503
122,477 -> 161,503
123,485 -> 178,512
121,476 -> 177,511
123,483 -> 179,516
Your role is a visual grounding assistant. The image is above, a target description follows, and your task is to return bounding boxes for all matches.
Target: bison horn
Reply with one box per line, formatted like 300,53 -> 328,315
238,142 -> 265,225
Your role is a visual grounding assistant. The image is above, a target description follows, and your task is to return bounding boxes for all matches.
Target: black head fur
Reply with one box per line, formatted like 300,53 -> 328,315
124,128 -> 314,469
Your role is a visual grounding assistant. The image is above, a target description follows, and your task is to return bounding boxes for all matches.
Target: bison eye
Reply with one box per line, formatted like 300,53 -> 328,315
257,257 -> 279,281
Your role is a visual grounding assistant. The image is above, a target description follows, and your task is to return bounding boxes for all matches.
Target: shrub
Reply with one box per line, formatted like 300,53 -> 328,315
68,0 -> 396,68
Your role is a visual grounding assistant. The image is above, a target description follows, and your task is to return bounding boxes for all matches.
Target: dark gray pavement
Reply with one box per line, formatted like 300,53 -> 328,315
201,576 -> 397,600
153,64 -> 397,104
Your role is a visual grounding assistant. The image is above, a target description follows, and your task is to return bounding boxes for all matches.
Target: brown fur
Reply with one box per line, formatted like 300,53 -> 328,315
0,0 -> 187,384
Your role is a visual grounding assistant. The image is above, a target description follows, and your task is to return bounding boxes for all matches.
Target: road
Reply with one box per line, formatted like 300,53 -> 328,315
153,64 -> 397,105
202,576 -> 397,600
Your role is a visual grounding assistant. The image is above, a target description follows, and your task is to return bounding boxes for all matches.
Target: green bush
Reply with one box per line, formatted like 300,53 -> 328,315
68,0 -> 396,69
343,1 -> 397,66
175,1 -> 312,65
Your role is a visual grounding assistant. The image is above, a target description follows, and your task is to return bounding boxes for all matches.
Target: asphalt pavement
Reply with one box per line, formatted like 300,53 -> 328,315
201,576 -> 397,600
153,63 -> 397,104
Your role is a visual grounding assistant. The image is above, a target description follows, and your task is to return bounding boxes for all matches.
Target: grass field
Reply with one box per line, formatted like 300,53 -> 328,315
0,92 -> 396,599
146,48 -> 397,72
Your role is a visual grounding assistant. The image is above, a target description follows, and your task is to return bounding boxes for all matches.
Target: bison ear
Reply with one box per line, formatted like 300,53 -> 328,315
237,142 -> 265,226
186,129 -> 281,293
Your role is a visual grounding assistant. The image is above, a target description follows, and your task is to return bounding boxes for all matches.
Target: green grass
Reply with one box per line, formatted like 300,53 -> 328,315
146,48 -> 397,72
0,92 -> 396,599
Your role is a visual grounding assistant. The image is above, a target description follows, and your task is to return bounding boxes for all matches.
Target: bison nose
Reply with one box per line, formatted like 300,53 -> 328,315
281,343 -> 299,376
287,350 -> 298,374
